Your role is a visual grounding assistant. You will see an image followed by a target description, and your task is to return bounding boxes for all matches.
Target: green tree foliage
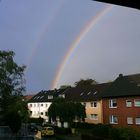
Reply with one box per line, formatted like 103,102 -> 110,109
48,98 -> 86,126
74,78 -> 98,87
59,85 -> 71,89
4,111 -> 21,134
0,50 -> 27,132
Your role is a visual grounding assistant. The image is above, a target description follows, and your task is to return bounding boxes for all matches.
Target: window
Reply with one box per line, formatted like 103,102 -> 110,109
45,112 -> 48,116
126,100 -> 132,107
127,117 -> 133,124
109,99 -> 117,108
46,104 -> 48,107
41,104 -> 43,107
41,112 -> 43,115
135,117 -> 140,125
29,104 -> 32,107
109,115 -> 118,124
34,104 -> 36,107
134,99 -> 140,107
82,102 -> 86,107
87,92 -> 91,95
30,111 -> 32,115
91,101 -> 97,107
90,114 -> 98,120
48,95 -> 53,99
59,94 -> 65,98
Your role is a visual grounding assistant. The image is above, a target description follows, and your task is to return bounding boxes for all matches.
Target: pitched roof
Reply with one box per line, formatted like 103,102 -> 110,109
63,83 -> 110,102
125,73 -> 140,85
102,74 -> 140,98
23,95 -> 34,101
28,89 -> 67,103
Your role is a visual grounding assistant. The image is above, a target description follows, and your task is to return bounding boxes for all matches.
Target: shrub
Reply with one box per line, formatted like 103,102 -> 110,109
72,122 -> 95,129
110,127 -> 140,140
54,127 -> 71,135
91,124 -> 112,138
81,134 -> 109,140
28,117 -> 44,125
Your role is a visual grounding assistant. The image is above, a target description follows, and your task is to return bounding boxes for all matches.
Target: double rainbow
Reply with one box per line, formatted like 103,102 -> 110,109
51,5 -> 113,89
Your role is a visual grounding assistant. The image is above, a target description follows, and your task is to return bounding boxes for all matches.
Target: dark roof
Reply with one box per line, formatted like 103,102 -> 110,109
28,89 -> 67,103
102,74 -> 140,98
63,83 -> 110,102
28,84 -> 110,103
125,73 -> 140,85
93,0 -> 139,10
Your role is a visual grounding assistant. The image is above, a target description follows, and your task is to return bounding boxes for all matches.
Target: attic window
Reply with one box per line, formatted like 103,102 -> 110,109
59,94 -> 65,98
40,95 -> 44,99
93,91 -> 97,95
87,92 -> 91,95
37,96 -> 40,99
80,92 -> 84,96
48,95 -> 53,99
33,96 -> 37,99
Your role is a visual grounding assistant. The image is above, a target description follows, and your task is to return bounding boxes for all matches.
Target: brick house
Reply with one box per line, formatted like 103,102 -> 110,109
102,74 -> 140,132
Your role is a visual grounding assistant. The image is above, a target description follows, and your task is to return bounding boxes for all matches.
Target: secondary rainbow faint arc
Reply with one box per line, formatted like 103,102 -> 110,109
51,5 -> 113,89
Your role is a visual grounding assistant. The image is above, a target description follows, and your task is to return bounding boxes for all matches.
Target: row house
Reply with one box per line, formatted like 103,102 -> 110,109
28,83 -> 110,124
64,84 -> 110,124
102,74 -> 140,132
28,73 -> 140,132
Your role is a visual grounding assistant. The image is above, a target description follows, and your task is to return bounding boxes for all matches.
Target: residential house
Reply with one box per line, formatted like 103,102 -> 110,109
102,74 -> 140,132
63,83 -> 110,124
28,89 -> 67,122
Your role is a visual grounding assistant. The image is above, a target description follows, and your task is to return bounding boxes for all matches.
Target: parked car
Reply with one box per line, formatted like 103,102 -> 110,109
0,126 -> 12,137
41,127 -> 54,137
28,124 -> 38,133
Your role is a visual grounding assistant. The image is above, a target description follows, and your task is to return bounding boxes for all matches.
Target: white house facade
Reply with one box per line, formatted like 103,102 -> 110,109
28,102 -> 51,121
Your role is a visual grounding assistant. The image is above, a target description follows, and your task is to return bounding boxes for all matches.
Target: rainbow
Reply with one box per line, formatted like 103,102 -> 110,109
51,5 -> 113,89
25,0 -> 66,72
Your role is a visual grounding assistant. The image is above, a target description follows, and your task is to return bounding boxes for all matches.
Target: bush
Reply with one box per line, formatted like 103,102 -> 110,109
81,134 -> 109,140
54,127 -> 71,135
110,127 -> 140,140
72,122 -> 95,129
91,124 -> 112,138
28,117 -> 44,125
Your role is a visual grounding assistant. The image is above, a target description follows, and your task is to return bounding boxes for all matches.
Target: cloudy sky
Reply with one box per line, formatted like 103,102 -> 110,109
0,0 -> 140,94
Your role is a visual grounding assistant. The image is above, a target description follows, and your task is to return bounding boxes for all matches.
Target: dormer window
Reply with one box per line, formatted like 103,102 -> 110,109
93,91 -> 97,95
59,94 -> 65,98
48,95 -> 53,99
87,92 -> 91,95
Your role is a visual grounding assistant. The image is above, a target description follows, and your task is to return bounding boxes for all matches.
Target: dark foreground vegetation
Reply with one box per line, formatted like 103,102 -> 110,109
73,122 -> 140,140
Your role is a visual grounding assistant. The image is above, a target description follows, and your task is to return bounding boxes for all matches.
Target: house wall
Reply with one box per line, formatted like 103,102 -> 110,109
102,96 -> 140,132
28,102 -> 51,121
84,100 -> 103,124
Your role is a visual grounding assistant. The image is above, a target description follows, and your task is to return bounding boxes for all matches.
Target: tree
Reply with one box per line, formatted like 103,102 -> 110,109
0,50 -> 26,133
74,78 -> 98,87
60,85 -> 71,89
48,98 -> 86,127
